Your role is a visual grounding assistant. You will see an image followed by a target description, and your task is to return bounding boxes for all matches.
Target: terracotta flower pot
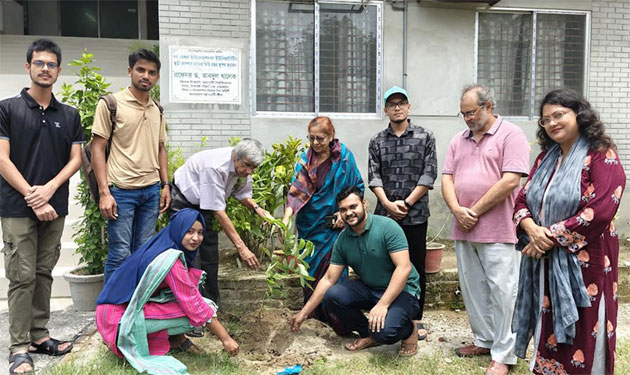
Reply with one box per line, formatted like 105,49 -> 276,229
425,242 -> 445,274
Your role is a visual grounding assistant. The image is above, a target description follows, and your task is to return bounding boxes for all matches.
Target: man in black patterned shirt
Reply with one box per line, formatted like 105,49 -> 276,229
368,86 -> 437,340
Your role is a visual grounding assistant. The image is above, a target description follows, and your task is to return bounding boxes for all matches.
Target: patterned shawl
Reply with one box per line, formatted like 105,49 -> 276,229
287,139 -> 342,213
512,136 -> 592,358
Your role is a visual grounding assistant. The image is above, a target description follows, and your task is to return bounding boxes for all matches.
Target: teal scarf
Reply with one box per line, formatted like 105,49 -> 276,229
513,136 -> 592,358
117,250 -> 190,375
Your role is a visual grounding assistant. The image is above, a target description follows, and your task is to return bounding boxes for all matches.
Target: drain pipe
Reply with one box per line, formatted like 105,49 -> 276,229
392,0 -> 409,89
402,0 -> 408,89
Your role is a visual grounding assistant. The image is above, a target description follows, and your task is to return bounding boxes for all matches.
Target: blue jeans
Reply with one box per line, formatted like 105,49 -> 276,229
104,183 -> 160,282
323,279 -> 419,344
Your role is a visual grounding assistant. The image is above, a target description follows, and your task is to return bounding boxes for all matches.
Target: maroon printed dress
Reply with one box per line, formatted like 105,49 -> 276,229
513,148 -> 625,375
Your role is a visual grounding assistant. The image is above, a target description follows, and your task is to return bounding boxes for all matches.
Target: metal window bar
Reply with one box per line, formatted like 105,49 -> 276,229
319,3 -> 377,113
255,1 -> 315,112
476,9 -> 588,119
477,12 -> 532,117
253,0 -> 380,116
534,13 -> 586,113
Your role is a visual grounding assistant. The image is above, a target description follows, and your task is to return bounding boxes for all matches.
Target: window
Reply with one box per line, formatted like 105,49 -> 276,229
476,10 -> 589,118
16,0 -> 159,40
253,0 -> 382,116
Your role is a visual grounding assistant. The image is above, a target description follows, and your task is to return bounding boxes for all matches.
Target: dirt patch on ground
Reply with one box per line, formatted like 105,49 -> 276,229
191,303 -> 630,374
228,308 -> 343,373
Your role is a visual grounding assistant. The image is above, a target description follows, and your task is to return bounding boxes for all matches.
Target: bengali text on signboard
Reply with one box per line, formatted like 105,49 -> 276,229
169,46 -> 241,104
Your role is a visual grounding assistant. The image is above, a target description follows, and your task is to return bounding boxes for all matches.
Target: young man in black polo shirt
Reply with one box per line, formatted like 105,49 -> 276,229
0,38 -> 84,374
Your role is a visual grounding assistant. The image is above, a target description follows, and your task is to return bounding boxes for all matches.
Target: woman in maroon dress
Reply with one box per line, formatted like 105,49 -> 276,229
512,89 -> 625,375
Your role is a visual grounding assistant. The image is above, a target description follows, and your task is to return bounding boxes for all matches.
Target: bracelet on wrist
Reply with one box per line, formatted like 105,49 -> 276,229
404,200 -> 412,208
160,181 -> 171,188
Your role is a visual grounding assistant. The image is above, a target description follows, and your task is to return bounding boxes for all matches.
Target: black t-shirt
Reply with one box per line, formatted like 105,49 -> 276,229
0,88 -> 85,218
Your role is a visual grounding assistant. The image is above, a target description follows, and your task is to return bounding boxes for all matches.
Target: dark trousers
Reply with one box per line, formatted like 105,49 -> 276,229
169,185 -> 220,305
401,222 -> 427,321
322,279 -> 419,344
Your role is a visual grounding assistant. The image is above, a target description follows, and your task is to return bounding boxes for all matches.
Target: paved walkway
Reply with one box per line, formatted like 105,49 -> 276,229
0,299 -> 93,374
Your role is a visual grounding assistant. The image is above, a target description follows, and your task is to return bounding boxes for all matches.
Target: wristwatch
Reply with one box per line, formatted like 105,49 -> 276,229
161,181 -> 171,188
404,199 -> 412,208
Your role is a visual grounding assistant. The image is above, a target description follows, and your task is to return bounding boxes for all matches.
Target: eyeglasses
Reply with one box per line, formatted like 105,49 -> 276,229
31,60 -> 58,70
385,100 -> 409,110
538,111 -> 570,128
458,104 -> 485,119
306,135 -> 327,144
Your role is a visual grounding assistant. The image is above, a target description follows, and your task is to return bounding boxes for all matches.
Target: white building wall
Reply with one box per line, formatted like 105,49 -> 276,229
158,0 -> 629,237
0,35 -> 155,100
1,0 -> 627,237
158,0 -> 252,150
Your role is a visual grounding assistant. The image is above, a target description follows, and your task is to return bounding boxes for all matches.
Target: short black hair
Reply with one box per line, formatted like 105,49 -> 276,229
128,48 -> 161,70
26,38 -> 62,65
336,186 -> 364,204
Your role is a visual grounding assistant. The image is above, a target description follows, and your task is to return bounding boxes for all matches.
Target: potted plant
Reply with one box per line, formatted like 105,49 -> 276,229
57,51 -> 111,311
424,211 -> 450,274
425,241 -> 446,274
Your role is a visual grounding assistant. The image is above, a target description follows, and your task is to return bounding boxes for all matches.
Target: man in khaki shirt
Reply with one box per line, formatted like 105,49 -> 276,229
91,49 -> 170,282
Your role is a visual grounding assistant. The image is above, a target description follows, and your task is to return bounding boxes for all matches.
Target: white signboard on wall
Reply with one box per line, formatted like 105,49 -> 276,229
169,46 -> 241,104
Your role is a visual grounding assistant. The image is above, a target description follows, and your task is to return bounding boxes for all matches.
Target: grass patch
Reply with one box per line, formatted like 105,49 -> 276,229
304,338 -> 630,375
616,338 -> 630,375
304,352 -> 531,375
44,346 -> 244,375
46,335 -> 630,375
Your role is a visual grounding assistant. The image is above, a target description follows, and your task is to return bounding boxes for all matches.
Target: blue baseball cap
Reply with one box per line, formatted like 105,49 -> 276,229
384,86 -> 408,103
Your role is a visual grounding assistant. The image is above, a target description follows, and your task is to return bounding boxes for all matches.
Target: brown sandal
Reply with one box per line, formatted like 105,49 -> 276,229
344,338 -> 380,352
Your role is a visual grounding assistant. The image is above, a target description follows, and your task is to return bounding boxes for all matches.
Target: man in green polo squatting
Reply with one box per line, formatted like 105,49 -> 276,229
290,186 -> 420,356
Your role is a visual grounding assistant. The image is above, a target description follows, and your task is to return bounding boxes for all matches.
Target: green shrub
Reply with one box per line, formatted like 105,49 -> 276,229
216,136 -> 305,259
59,51 -> 111,274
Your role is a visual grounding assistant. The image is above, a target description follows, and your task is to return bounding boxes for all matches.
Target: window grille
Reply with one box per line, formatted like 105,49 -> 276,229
534,14 -> 586,112
476,10 -> 588,118
256,1 -> 315,112
254,0 -> 381,116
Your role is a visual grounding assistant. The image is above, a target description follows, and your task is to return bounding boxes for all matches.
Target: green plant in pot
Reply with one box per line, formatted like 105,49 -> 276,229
58,50 -> 111,310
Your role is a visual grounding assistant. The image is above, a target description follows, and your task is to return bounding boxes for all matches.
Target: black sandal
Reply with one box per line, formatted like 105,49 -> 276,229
28,338 -> 73,356
170,338 -> 203,354
9,352 -> 34,375
185,326 -> 204,338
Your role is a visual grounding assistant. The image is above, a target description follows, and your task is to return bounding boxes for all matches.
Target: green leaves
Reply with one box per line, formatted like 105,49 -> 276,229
214,136 -> 305,260
59,50 -> 112,274
262,215 -> 315,292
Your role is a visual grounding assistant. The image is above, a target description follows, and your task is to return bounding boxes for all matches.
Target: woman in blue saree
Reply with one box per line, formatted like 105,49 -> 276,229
282,116 -> 364,334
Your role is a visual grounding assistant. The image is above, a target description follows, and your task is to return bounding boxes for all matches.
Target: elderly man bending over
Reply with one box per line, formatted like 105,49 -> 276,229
169,138 -> 270,306
291,186 -> 421,356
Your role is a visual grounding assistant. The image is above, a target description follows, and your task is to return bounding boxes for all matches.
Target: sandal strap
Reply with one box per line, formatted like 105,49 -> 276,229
34,338 -> 60,354
9,352 -> 34,372
179,339 -> 193,352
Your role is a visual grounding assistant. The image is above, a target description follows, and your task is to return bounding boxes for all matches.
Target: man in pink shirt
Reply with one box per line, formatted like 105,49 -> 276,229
442,84 -> 530,375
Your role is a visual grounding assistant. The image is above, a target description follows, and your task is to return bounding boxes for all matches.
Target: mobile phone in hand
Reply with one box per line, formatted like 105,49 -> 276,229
324,214 -> 336,228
